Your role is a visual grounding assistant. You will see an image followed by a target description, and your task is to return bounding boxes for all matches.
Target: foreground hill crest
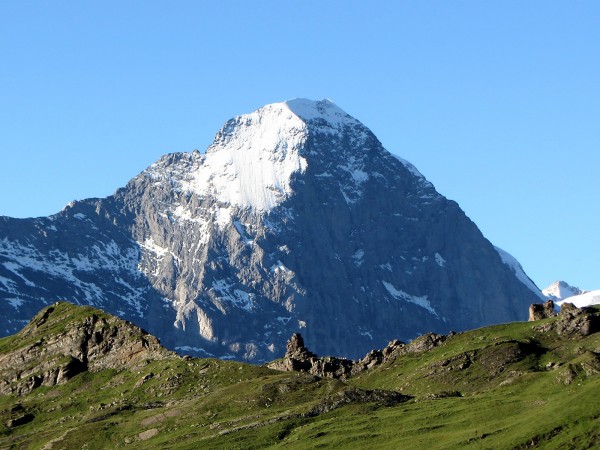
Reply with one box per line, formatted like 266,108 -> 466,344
0,99 -> 541,361
1,302 -> 598,448
0,302 -> 174,396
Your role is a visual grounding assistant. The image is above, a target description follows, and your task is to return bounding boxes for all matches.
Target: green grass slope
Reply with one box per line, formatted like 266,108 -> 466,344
1,303 -> 599,449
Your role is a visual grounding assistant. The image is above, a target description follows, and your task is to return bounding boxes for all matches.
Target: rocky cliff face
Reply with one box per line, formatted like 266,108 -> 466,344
0,302 -> 175,396
0,99 -> 542,362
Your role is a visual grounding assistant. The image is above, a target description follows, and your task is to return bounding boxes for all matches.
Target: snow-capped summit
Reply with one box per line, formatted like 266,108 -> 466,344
147,101 -> 310,213
0,99 -> 543,362
543,281 -> 587,301
285,98 -> 362,127
542,280 -> 599,309
143,99 -> 374,216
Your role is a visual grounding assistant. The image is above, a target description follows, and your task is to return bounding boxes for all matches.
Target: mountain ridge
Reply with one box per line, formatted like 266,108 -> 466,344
0,99 -> 542,362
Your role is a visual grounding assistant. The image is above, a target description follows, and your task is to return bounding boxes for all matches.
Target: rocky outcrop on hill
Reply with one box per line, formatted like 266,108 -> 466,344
273,302 -> 600,381
268,333 -> 355,379
0,302 -> 175,396
555,303 -> 600,337
530,301 -> 600,338
528,300 -> 556,321
268,332 -> 454,379
304,386 -> 411,417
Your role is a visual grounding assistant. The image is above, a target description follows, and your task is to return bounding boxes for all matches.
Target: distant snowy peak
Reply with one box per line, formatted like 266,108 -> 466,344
542,281 -> 587,301
494,247 -> 544,299
542,281 -> 600,309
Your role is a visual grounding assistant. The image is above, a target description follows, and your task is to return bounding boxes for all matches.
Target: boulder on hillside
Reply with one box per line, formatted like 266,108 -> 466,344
269,333 -> 354,378
556,302 -> 600,337
528,300 -> 556,321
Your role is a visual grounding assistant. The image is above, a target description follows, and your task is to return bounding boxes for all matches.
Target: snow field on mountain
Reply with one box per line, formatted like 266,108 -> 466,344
183,102 -> 310,213
557,290 -> 600,308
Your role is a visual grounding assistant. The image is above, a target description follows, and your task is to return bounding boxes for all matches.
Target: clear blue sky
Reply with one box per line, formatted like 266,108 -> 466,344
0,1 -> 598,291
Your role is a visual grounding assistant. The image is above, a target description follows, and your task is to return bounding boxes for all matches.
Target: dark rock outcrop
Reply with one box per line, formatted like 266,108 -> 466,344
269,333 -> 355,379
285,333 -> 317,360
528,300 -> 556,321
531,302 -> 600,338
400,332 -> 451,354
555,303 -> 600,337
269,332 -> 453,379
5,412 -> 34,428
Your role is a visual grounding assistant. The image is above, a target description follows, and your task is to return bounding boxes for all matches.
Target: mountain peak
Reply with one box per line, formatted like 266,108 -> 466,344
543,281 -> 586,300
207,99 -> 363,151
283,98 -> 360,127
144,99 -> 372,214
0,100 -> 543,363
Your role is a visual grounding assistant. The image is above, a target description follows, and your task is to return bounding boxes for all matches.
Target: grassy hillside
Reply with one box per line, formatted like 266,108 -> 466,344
0,302 -> 599,449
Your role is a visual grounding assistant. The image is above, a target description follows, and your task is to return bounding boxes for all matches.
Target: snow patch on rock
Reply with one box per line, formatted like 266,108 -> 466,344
434,253 -> 446,267
382,280 -> 438,317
